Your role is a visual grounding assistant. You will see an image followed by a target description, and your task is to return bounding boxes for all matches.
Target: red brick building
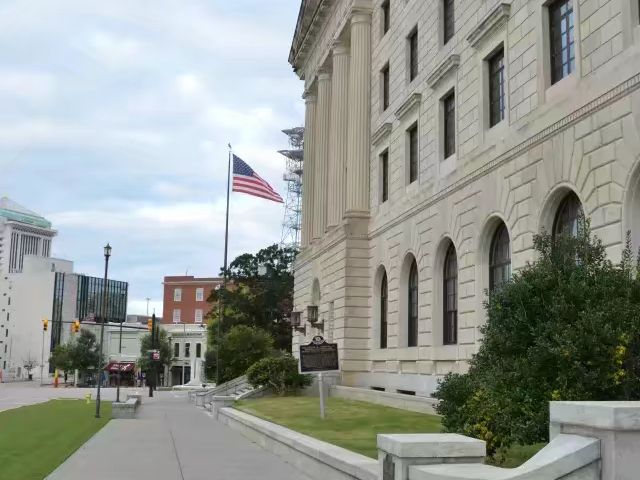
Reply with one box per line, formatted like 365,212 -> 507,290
162,276 -> 222,325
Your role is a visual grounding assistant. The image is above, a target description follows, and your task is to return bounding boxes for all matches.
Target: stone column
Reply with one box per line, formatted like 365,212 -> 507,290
346,11 -> 371,216
327,42 -> 350,228
313,72 -> 332,238
301,92 -> 317,247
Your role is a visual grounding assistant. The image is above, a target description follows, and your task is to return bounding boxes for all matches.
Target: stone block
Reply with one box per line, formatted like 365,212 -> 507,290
126,393 -> 142,406
111,398 -> 138,419
377,433 -> 485,480
211,395 -> 236,419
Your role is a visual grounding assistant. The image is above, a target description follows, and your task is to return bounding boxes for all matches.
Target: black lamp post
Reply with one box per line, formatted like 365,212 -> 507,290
116,292 -> 124,403
95,243 -> 111,418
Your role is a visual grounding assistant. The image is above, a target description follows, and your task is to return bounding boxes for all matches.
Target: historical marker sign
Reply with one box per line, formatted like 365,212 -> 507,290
299,335 -> 339,373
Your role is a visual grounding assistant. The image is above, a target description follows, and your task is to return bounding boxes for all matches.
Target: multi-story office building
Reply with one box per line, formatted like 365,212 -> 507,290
289,0 -> 640,396
162,276 -> 222,326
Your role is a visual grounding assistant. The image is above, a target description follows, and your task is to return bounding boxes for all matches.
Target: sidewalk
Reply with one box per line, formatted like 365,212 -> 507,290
46,391 -> 311,480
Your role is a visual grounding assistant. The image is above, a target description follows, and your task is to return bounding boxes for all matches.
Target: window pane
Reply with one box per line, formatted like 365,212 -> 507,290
381,150 -> 389,202
382,0 -> 390,34
408,261 -> 418,347
550,0 -> 574,84
409,29 -> 418,81
381,272 -> 388,349
443,92 -> 456,158
553,192 -> 584,238
443,244 -> 458,345
443,0 -> 454,44
409,124 -> 418,183
382,65 -> 390,110
489,48 -> 505,127
489,223 -> 511,291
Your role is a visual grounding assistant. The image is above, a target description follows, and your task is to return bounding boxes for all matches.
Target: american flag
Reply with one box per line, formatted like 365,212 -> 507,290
232,155 -> 283,203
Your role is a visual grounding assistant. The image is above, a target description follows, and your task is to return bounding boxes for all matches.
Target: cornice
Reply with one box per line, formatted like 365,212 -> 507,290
394,93 -> 422,120
371,122 -> 393,145
426,54 -> 460,89
467,3 -> 511,48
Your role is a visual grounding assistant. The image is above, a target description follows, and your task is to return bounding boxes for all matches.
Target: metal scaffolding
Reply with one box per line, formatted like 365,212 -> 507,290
279,127 -> 304,249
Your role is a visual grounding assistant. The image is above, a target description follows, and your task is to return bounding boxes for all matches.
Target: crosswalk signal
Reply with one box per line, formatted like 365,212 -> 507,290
42,319 -> 48,331
147,318 -> 153,332
73,319 -> 80,333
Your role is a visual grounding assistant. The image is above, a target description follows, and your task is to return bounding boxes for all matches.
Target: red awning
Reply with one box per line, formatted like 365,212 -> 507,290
104,362 -> 136,373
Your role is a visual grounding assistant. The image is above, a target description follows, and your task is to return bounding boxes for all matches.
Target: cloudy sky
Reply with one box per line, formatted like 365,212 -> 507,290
0,0 -> 303,316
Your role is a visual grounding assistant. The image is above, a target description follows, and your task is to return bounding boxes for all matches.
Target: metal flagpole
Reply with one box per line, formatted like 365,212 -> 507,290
216,144 -> 232,386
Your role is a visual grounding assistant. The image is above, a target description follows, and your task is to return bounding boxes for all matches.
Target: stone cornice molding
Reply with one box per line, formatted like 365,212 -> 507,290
371,122 -> 393,146
394,93 -> 422,120
303,90 -> 317,102
369,71 -> 640,239
467,3 -> 511,48
332,40 -> 350,57
7,221 -> 57,237
426,54 -> 460,89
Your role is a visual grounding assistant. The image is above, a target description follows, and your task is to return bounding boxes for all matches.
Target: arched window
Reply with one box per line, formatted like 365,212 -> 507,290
443,244 -> 458,345
553,192 -> 584,238
489,223 -> 511,291
380,272 -> 388,349
408,261 -> 418,347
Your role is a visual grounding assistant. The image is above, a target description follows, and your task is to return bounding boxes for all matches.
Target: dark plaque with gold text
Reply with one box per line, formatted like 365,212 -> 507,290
299,336 -> 339,373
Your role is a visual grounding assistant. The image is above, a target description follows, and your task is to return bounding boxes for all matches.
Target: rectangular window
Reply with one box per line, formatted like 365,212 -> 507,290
173,309 -> 181,323
443,0 -> 455,44
173,288 -> 182,302
196,343 -> 202,358
380,150 -> 389,203
381,0 -> 390,35
195,287 -> 204,302
381,63 -> 390,111
408,28 -> 418,81
174,342 -> 179,357
549,0 -> 574,84
488,47 -> 505,127
443,91 -> 456,159
408,123 -> 418,183
185,343 -> 190,358
195,309 -> 203,324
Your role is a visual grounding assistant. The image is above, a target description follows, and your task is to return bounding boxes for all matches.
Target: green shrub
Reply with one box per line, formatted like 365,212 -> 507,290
247,355 -> 311,395
435,227 -> 640,457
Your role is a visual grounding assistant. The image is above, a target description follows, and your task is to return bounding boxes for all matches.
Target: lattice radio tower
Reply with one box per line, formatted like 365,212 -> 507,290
279,127 -> 304,249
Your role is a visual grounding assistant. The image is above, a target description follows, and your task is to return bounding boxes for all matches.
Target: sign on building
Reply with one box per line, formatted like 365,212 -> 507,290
299,335 -> 339,373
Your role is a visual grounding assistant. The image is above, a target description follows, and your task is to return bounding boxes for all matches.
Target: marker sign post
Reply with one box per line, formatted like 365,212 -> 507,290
299,335 -> 339,419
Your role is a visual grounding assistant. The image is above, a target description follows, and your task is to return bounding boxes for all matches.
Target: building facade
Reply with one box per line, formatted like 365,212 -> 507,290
290,0 -> 640,396
162,276 -> 222,326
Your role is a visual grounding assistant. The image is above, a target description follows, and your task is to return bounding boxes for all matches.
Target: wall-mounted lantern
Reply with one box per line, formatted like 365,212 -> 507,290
289,311 -> 306,335
307,305 -> 323,331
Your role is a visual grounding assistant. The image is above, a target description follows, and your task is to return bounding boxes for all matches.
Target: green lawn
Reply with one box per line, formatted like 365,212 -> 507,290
236,396 -> 441,458
236,396 -> 544,467
0,399 -> 111,480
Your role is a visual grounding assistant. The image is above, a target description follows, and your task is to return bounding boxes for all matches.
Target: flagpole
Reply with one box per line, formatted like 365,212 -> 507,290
216,145 -> 232,386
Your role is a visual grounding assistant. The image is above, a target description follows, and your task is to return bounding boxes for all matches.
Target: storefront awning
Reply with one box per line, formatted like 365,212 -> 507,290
104,362 -> 136,373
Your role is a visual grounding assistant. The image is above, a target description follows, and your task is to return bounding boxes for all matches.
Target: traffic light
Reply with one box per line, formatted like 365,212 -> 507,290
73,319 -> 80,333
147,318 -> 153,332
42,319 -> 48,331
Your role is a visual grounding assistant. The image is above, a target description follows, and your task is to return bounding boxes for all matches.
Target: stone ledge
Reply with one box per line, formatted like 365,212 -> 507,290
426,55 -> 460,89
550,401 -> 640,431
378,433 -> 485,458
467,3 -> 511,48
395,93 -> 422,120
372,122 -> 393,146
330,385 -> 438,414
218,407 -> 378,480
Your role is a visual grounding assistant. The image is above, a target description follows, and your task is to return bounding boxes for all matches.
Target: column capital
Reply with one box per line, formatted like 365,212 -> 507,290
303,90 -> 317,103
332,41 -> 350,57
350,6 -> 372,25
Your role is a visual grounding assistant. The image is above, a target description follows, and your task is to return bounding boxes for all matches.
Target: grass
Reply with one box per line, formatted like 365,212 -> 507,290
236,396 -> 545,468
236,396 -> 441,458
0,399 -> 111,480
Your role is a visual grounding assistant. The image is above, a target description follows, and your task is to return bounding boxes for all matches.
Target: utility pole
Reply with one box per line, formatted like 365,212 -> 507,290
145,297 -> 151,316
148,313 -> 156,397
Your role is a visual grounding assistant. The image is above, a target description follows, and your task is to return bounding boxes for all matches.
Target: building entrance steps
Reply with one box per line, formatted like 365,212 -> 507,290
46,391 -> 312,480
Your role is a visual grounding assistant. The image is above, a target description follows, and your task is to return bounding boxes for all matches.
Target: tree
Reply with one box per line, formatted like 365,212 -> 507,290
50,344 -> 73,376
434,226 -> 640,457
208,244 -> 297,351
246,354 -> 311,395
69,330 -> 101,374
205,325 -> 274,384
22,354 -> 38,379
137,328 -> 173,376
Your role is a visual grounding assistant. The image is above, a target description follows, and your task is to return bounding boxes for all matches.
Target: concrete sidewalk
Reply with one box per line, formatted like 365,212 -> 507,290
46,391 -> 311,480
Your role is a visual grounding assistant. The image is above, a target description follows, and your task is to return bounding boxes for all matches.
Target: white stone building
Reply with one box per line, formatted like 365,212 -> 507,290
290,0 -> 640,396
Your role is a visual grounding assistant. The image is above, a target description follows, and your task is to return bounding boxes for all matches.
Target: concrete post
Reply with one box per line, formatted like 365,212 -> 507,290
210,395 -> 235,419
377,433 -> 485,480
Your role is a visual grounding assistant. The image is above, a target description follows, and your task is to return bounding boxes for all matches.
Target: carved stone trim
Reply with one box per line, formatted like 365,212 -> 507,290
467,3 -> 511,48
426,54 -> 460,89
372,123 -> 393,146
394,93 -> 422,120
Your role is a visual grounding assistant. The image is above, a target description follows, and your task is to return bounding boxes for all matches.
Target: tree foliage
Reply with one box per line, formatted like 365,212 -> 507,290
246,354 -> 311,395
208,244 -> 296,351
49,330 -> 101,375
137,328 -> 173,374
434,227 -> 640,457
205,324 -> 274,384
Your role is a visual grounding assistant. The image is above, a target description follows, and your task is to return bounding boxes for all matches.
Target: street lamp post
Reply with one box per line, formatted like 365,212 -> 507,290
116,309 -> 124,403
95,243 -> 111,419
181,322 -> 186,385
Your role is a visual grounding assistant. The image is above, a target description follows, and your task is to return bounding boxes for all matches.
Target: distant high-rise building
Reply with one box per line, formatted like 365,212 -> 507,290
0,197 -> 57,274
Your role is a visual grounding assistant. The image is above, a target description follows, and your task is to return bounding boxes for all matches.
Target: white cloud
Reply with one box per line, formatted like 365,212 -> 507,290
75,31 -> 148,69
0,71 -> 56,103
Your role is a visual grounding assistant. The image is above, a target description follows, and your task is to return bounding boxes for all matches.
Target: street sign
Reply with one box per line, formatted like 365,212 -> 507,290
299,335 -> 339,373
150,350 -> 160,361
